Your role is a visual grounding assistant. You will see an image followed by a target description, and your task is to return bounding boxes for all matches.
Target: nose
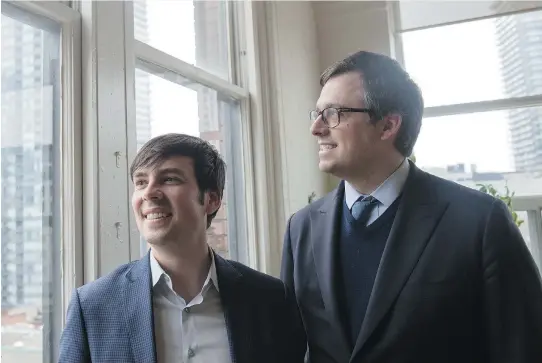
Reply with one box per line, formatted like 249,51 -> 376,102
142,182 -> 163,201
310,115 -> 329,137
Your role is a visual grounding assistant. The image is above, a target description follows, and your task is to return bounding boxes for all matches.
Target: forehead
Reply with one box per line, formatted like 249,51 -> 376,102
317,71 -> 365,109
132,155 -> 194,176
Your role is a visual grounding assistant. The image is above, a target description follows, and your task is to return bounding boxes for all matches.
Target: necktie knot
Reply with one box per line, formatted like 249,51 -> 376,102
351,196 -> 378,223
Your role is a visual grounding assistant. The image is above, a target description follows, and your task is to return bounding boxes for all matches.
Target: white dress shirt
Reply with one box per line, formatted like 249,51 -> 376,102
344,158 -> 410,226
150,251 -> 232,363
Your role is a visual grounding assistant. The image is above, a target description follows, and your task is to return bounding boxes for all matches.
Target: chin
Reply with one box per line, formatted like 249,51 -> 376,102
143,231 -> 171,246
318,160 -> 336,174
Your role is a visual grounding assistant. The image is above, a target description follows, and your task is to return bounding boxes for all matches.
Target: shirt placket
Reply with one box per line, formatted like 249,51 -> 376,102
182,303 -> 196,362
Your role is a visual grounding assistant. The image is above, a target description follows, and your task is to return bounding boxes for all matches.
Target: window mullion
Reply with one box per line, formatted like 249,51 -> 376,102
81,0 -> 132,280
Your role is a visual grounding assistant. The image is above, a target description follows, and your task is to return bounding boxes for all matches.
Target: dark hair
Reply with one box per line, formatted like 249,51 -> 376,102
320,50 -> 424,157
130,133 -> 226,227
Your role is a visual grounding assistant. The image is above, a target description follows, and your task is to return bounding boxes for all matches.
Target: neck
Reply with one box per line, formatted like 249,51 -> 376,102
347,156 -> 405,195
151,236 -> 211,302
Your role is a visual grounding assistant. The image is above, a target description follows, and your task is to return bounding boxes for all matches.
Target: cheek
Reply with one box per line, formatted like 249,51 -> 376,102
348,124 -> 374,145
131,194 -> 142,214
170,191 -> 203,214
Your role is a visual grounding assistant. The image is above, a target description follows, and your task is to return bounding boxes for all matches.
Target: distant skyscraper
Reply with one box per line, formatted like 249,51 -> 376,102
1,13 -> 57,317
134,0 -> 152,149
494,3 -> 542,172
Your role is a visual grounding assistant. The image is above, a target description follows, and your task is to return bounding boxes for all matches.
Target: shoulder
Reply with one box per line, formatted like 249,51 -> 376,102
224,259 -> 291,303
227,260 -> 285,290
420,169 -> 497,212
76,260 -> 139,304
287,188 -> 338,226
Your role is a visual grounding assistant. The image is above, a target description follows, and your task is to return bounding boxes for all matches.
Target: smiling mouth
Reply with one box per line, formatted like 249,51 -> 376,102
319,144 -> 337,151
145,212 -> 172,220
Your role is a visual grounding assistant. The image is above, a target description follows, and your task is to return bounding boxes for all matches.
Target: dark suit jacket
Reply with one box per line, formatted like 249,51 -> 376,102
281,162 -> 542,363
59,250 -> 306,363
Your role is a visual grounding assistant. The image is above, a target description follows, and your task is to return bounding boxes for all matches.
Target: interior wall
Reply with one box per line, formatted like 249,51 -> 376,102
312,1 -> 395,192
266,1 -> 326,220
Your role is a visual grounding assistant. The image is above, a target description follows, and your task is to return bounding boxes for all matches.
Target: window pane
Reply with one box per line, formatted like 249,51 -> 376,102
134,68 -> 246,261
402,10 -> 542,107
414,107 -> 542,181
415,106 -> 542,191
1,6 -> 61,363
133,0 -> 231,81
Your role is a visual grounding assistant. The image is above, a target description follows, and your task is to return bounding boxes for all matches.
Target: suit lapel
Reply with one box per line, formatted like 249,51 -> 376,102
351,164 -> 449,359
310,183 -> 352,361
215,253 -> 247,363
124,252 -> 157,363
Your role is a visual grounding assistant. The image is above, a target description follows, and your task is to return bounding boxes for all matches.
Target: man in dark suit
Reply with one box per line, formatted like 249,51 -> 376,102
59,133 -> 306,363
281,51 -> 542,363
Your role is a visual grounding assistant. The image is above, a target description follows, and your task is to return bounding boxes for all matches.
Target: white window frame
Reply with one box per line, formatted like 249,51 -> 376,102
389,2 -> 542,268
79,0 -> 283,277
2,1 -> 82,361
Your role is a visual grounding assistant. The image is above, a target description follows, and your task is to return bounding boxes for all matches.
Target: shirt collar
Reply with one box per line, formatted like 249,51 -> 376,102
345,158 -> 410,209
150,247 -> 220,292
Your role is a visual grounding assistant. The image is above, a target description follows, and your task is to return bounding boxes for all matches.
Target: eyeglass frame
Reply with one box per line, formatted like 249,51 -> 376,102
309,107 -> 372,128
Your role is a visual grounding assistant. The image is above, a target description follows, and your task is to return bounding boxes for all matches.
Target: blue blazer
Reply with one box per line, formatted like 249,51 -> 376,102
59,251 -> 307,363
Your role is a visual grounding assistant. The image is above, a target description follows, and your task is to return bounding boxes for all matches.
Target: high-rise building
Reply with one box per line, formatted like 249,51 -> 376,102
1,10 -> 61,362
134,0 -> 152,149
1,12 -> 57,318
494,3 -> 542,172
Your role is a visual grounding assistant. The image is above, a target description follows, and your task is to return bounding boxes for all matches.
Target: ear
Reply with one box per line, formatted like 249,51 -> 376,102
205,190 -> 222,216
380,113 -> 402,141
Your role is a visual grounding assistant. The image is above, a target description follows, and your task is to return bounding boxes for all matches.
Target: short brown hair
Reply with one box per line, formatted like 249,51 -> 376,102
130,133 -> 226,227
320,50 -> 424,157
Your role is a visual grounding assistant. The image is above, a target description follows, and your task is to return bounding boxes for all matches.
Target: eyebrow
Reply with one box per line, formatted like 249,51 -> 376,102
159,168 -> 186,177
316,103 -> 346,111
132,167 -> 186,179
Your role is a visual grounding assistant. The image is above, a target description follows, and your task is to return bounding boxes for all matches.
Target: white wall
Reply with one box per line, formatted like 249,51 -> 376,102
266,1 -> 326,219
313,1 -> 394,73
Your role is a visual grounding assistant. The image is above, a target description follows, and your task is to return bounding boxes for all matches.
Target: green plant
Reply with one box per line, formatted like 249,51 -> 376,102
477,183 -> 524,227
308,192 -> 317,204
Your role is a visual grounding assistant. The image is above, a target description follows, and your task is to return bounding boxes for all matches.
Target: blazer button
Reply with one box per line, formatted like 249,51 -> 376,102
184,307 -> 190,313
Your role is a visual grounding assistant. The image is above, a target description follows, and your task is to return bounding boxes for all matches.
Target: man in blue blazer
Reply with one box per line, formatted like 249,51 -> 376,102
59,133 -> 306,363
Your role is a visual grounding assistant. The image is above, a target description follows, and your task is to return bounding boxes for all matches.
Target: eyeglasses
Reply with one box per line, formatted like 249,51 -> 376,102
309,107 -> 371,128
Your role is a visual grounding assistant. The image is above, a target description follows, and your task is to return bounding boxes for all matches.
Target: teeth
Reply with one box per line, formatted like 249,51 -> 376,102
320,145 -> 336,150
146,213 -> 170,220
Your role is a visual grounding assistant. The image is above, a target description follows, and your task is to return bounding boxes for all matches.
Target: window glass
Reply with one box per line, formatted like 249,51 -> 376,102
402,10 -> 542,107
134,0 -> 231,81
1,6 -> 62,363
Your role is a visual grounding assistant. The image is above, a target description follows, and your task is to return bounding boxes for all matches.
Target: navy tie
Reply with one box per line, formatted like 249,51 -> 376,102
351,196 -> 378,224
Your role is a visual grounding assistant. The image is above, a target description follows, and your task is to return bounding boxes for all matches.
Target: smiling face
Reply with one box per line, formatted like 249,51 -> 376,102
311,71 -> 388,180
131,156 -> 221,247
